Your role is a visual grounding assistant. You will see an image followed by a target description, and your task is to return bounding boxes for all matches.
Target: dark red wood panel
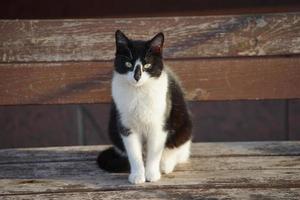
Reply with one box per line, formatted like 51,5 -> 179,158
81,104 -> 111,145
0,100 -> 288,148
0,105 -> 79,148
190,100 -> 287,141
82,101 -> 287,143
289,100 -> 300,140
0,57 -> 299,105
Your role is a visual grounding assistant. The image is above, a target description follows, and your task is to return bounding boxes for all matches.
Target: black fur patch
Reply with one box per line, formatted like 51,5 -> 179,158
108,101 -> 129,150
97,147 -> 129,173
97,101 -> 130,173
114,30 -> 164,78
164,74 -> 192,148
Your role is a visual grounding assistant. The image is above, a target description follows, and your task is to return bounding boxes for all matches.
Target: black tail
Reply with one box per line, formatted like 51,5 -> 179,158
97,147 -> 130,173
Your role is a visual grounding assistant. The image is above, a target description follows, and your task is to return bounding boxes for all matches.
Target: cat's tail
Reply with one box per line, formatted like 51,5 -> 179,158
97,147 -> 130,173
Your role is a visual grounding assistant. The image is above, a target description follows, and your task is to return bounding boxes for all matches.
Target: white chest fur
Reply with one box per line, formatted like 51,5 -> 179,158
112,71 -> 168,134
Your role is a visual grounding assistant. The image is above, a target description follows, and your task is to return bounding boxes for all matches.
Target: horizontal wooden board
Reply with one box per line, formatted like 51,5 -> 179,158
1,12 -> 300,62
0,142 -> 299,164
0,167 -> 299,194
0,56 -> 299,105
0,62 -> 111,105
1,142 -> 299,196
1,188 -> 300,200
1,156 -> 299,179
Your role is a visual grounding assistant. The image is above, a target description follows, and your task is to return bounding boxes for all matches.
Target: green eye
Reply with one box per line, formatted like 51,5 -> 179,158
144,63 -> 152,69
125,62 -> 132,68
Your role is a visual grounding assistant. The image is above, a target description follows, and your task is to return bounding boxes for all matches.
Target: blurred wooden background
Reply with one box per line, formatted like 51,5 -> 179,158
0,0 -> 299,148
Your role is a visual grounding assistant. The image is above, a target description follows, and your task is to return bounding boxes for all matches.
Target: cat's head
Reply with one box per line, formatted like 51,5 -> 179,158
114,30 -> 164,87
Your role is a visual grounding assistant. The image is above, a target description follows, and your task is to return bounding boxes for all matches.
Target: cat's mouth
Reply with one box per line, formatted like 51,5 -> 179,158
127,73 -> 146,87
130,80 -> 144,87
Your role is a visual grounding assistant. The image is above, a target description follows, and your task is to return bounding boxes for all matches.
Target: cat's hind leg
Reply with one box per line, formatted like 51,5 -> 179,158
160,140 -> 191,174
177,140 -> 191,164
160,147 -> 177,174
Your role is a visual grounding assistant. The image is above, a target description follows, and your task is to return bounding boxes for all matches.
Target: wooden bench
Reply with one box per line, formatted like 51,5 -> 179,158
0,142 -> 300,199
0,12 -> 300,199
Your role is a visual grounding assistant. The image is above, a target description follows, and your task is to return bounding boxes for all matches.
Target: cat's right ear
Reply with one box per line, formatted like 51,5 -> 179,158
115,30 -> 129,47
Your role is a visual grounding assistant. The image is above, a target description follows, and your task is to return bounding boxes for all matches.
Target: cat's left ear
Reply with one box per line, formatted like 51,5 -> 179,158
148,32 -> 164,55
115,30 -> 129,47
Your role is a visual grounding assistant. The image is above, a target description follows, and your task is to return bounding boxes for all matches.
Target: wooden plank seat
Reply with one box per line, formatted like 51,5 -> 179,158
0,12 -> 300,199
0,142 -> 300,199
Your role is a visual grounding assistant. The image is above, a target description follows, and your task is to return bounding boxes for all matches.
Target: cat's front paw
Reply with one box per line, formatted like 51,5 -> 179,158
145,169 -> 161,182
128,172 -> 145,184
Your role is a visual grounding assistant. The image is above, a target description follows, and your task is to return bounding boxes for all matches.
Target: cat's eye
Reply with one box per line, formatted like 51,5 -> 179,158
125,62 -> 132,68
144,63 -> 152,69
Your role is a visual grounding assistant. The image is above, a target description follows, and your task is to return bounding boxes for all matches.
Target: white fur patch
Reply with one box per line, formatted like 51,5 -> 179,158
121,133 -> 145,184
112,68 -> 168,133
161,140 -> 191,174
134,58 -> 143,69
112,66 -> 169,183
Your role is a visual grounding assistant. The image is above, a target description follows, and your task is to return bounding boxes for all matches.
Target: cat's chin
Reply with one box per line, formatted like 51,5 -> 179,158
129,81 -> 145,87
126,77 -> 147,87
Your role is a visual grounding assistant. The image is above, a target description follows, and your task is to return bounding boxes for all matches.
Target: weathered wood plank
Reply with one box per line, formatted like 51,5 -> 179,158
1,156 -> 299,179
172,57 -> 300,101
1,188 -> 300,200
1,142 -> 299,195
0,56 -> 299,105
0,62 -> 111,105
1,142 -> 299,164
1,13 -> 300,62
0,169 -> 299,195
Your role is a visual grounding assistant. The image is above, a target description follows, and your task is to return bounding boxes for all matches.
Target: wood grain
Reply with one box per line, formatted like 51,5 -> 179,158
2,188 -> 300,200
1,142 -> 299,164
0,56 -> 299,105
0,167 -> 299,195
0,62 -> 112,105
1,156 -> 299,179
1,12 -> 300,62
0,142 -> 299,196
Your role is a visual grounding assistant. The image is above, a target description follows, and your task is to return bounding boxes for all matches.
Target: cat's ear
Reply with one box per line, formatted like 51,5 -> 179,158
148,32 -> 164,55
115,30 -> 129,47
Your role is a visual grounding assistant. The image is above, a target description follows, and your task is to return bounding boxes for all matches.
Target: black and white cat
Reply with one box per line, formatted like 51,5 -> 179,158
97,30 -> 192,184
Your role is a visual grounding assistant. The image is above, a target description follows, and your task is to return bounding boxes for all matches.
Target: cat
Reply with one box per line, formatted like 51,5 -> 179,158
97,30 -> 192,184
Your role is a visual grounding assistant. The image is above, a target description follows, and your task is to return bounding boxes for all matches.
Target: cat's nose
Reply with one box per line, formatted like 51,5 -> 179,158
134,65 -> 142,81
